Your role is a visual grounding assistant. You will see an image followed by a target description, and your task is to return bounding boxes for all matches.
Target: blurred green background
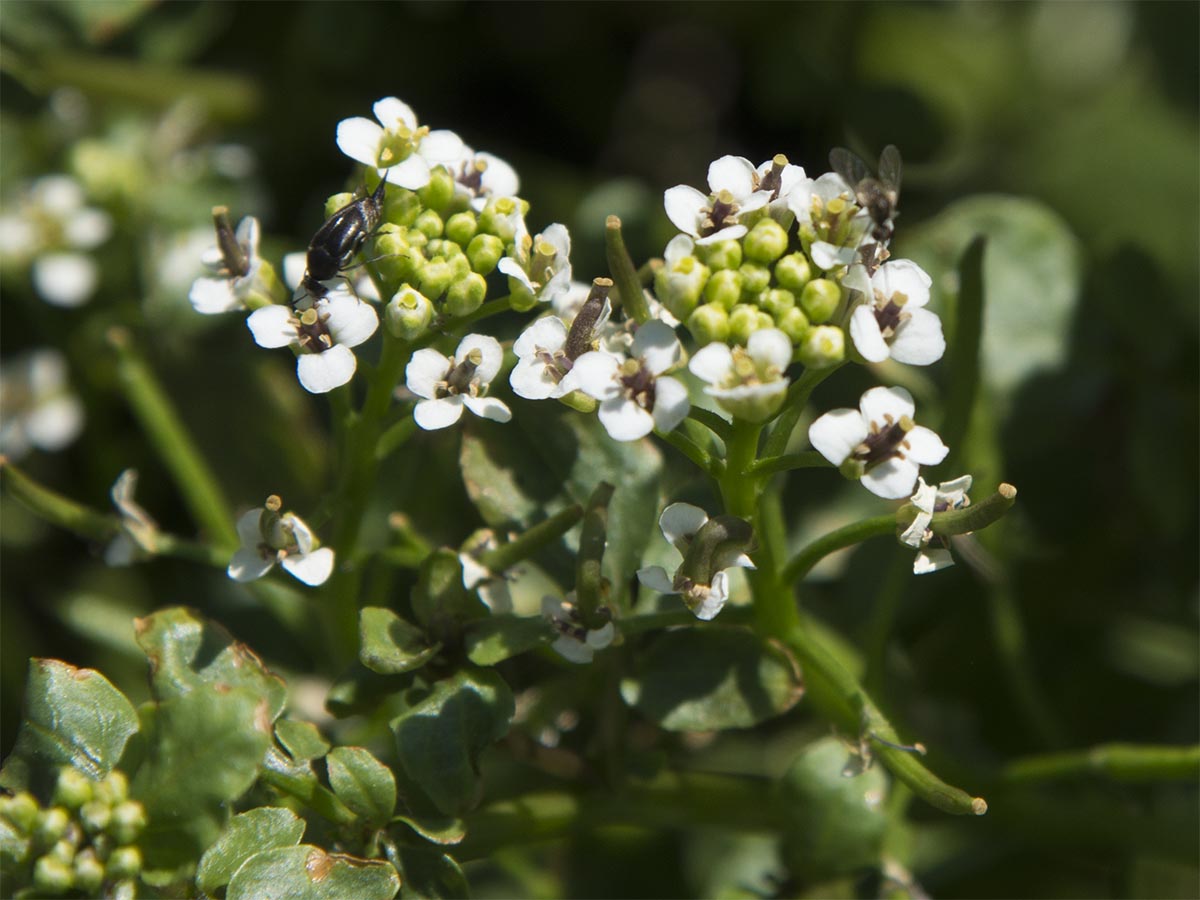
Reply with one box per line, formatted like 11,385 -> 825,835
2,2 -> 1197,897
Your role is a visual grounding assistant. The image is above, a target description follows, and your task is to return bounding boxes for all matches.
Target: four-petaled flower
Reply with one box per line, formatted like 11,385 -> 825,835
848,260 -> 945,366
900,475 -> 973,574
511,281 -> 613,401
788,171 -> 871,270
689,328 -> 792,423
664,155 -> 772,245
247,290 -> 379,394
449,146 -> 520,211
0,348 -> 84,460
189,212 -> 264,315
228,498 -> 335,586
497,220 -> 572,307
542,594 -> 614,664
336,97 -> 464,190
637,503 -> 755,621
808,386 -> 949,499
406,334 -> 512,430
563,320 -> 689,441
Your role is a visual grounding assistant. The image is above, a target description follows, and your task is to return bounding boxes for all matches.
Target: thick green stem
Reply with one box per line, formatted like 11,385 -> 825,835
605,216 -> 651,324
2,460 -> 116,542
574,484 -> 613,629
658,428 -> 723,479
1002,743 -> 1200,784
686,406 -> 732,442
745,451 -> 828,479
260,764 -> 357,828
762,365 -> 842,459
780,514 -> 897,585
480,504 -> 584,575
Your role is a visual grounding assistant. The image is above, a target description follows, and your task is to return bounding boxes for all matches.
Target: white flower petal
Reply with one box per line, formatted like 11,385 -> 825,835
659,503 -> 708,551
889,308 -> 946,366
372,97 -> 417,130
414,397 -> 465,430
189,276 -> 242,315
456,334 -> 504,384
862,457 -> 920,499
631,320 -> 681,375
900,510 -> 932,548
283,252 -> 307,291
708,155 -> 757,199
551,634 -> 595,664
689,573 -> 728,621
419,129 -> 465,164
637,566 -> 677,594
64,209 -> 112,249
914,548 -> 955,574
811,241 -> 857,271
663,185 -> 708,235
567,351 -> 620,400
228,547 -> 274,582
462,395 -> 512,423
297,344 -> 357,393
873,259 -> 932,306
747,328 -> 793,371
405,348 -> 451,398
598,396 -> 655,442
383,155 -> 431,190
514,316 -> 568,358
695,224 -> 746,245
284,513 -> 316,554
475,152 -> 519,198
510,357 -> 561,400
324,295 -> 379,348
25,395 -> 84,451
651,376 -> 690,433
282,547 -> 335,586
336,117 -> 385,167
688,342 -> 734,385
662,233 -> 696,266
808,408 -> 869,465
246,305 -> 297,348
235,509 -> 264,546
860,385 -> 914,425
849,306 -> 890,363
33,253 -> 97,307
904,426 -> 949,466
586,622 -> 615,650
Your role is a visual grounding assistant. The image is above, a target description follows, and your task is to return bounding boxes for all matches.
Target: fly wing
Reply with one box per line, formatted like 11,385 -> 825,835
878,145 -> 902,200
829,147 -> 871,191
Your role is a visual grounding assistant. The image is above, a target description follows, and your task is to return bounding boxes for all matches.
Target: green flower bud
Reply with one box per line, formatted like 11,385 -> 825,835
384,188 -> 422,227
797,325 -> 845,369
448,252 -> 472,282
444,272 -> 488,317
445,211 -> 478,246
34,806 -> 70,846
74,848 -> 105,893
728,304 -> 762,346
703,268 -> 743,311
696,239 -> 742,271
324,192 -> 355,218
106,844 -> 142,879
758,287 -> 796,320
417,258 -> 455,299
744,218 -> 789,264
33,854 -> 75,894
416,166 -> 455,212
414,209 -> 444,240
467,233 -> 504,275
775,252 -> 813,292
654,255 -> 710,321
109,801 -> 147,846
800,278 -> 841,324
47,835 -> 78,865
80,799 -> 111,836
687,302 -> 731,346
1,791 -> 40,834
424,238 -> 462,262
738,263 -> 771,301
508,286 -> 540,313
477,197 -> 522,242
386,287 -> 434,339
777,307 -> 810,343
559,390 -> 598,414
53,767 -> 94,811
99,771 -> 128,805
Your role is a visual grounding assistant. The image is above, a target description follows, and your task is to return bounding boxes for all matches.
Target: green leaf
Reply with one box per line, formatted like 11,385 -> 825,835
196,807 -> 306,895
463,615 -> 555,666
620,628 -> 804,731
327,664 -> 416,719
360,608 -> 442,675
411,551 -> 488,641
392,815 -> 467,846
0,659 -> 138,792
227,845 -> 399,900
326,747 -> 397,827
276,720 -> 331,762
132,684 -> 272,865
397,844 -> 469,899
902,195 -> 1083,400
390,670 -> 515,816
134,607 -> 287,721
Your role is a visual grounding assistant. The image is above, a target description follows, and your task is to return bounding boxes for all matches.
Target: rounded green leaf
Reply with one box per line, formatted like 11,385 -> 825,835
359,608 -> 441,675
397,845 -> 468,899
196,807 -> 306,894
464,615 -> 555,666
620,629 -> 804,731
275,720 -> 331,763
0,659 -> 138,791
326,747 -> 396,827
227,845 -> 399,900
392,815 -> 466,846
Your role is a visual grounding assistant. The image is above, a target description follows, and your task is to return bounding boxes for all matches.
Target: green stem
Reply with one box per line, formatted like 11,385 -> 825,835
1002,744 -> 1200,785
658,429 -> 723,479
780,514 -> 897,585
445,295 -> 513,337
619,605 -> 753,636
480,504 -> 584,575
574,484 -> 613,628
686,406 -> 732,442
2,460 -> 116,542
375,415 -> 418,461
745,451 -> 828,479
260,764 -> 357,828
605,216 -> 651,324
109,329 -> 237,549
762,365 -> 842,459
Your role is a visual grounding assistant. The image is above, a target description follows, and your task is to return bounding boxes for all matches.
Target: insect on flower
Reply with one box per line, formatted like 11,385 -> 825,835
299,177 -> 388,303
829,144 -> 902,248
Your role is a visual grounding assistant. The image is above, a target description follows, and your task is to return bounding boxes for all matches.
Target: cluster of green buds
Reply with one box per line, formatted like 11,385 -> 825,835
1,767 -> 146,898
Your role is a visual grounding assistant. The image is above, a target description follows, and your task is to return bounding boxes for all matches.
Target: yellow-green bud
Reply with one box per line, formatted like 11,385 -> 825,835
696,239 -> 743,271
758,287 -> 796,320
53,767 -> 94,811
559,391 -> 598,414
445,211 -> 478,246
477,197 -> 521,242
324,192 -> 355,218
384,188 -> 422,227
703,268 -> 743,311
654,255 -> 710,321
34,855 -> 75,893
417,166 -> 455,212
74,848 -> 105,893
414,209 -> 444,239
800,278 -> 841,324
34,806 -> 70,846
509,286 -> 540,313
386,287 -> 434,339
467,234 -> 504,275
47,835 -> 78,865
744,218 -> 789,264
777,307 -> 810,343
797,325 -> 845,369
109,801 -> 147,846
2,791 -> 40,833
775,252 -> 813,292
424,238 -> 463,262
728,304 -> 762,346
106,844 -> 142,879
738,263 -> 771,301
445,272 -> 488,317
417,258 -> 455,299
80,800 -> 111,836
448,253 -> 472,282
687,302 -> 731,346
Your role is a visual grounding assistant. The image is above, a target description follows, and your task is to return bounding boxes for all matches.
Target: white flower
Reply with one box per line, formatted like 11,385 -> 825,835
789,171 -> 871,272
900,475 -> 973,574
689,328 -> 792,423
510,315 -> 573,400
449,146 -> 519,211
636,503 -> 755,621
246,290 -> 378,394
459,529 -> 513,613
808,386 -> 949,499
336,97 -> 464,190
542,594 -> 614,664
752,154 -> 809,219
406,334 -> 512,430
562,320 -> 689,441
0,349 -> 84,460
0,175 -> 112,307
497,220 -> 572,306
849,260 -> 945,365
663,155 -> 772,245
228,500 -> 334,586
104,469 -> 158,566
189,214 -> 264,314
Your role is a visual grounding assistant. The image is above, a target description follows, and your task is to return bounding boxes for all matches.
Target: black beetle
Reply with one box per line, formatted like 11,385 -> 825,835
300,177 -> 388,302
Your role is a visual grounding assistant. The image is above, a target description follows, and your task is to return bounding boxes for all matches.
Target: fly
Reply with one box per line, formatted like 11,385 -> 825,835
829,144 -> 902,246
299,177 -> 388,303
